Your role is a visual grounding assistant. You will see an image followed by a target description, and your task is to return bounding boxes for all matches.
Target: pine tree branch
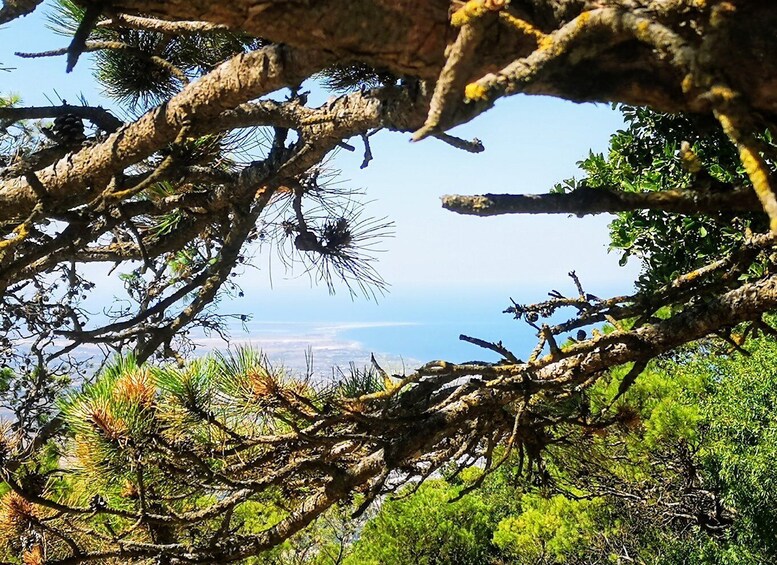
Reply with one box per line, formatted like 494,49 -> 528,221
0,104 -> 123,133
0,44 -> 336,223
0,0 -> 43,25
97,13 -> 231,34
17,40 -> 191,84
441,187 -> 761,217
92,269 -> 777,562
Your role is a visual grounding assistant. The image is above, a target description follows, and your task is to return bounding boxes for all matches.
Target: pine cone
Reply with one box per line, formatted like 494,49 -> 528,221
294,230 -> 320,252
52,113 -> 86,145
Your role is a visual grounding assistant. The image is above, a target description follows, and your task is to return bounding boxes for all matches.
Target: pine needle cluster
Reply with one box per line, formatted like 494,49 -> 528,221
49,0 -> 265,109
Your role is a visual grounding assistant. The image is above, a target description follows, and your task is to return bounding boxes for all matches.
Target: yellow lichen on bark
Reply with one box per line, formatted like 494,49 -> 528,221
464,82 -> 489,101
0,222 -> 30,258
709,85 -> 738,104
574,10 -> 592,32
499,12 -> 546,44
451,0 -> 507,27
680,141 -> 703,173
451,0 -> 490,27
635,20 -> 651,41
538,10 -> 591,54
717,112 -> 777,233
738,144 -> 777,233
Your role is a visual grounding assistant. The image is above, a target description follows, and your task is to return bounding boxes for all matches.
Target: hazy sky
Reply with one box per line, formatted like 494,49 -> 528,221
0,5 -> 641,368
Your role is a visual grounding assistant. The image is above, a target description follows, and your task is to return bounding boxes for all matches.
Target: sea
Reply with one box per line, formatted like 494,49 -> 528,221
204,282 -> 634,379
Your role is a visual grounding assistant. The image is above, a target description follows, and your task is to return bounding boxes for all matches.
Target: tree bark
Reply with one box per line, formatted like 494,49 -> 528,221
107,1 -> 777,118
442,186 -> 762,217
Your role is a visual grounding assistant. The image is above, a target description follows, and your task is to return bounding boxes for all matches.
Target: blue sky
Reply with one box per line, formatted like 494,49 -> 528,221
0,5 -> 640,371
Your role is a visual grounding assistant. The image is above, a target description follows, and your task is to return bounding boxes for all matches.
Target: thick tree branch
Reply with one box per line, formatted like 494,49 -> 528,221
104,1 -> 777,120
0,44 -> 335,222
441,186 -> 761,217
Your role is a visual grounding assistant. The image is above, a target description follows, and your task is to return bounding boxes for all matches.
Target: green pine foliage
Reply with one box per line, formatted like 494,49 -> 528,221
344,478 -> 495,565
318,63 -> 398,93
0,347 -> 380,561
49,0 -> 265,109
35,351 -> 302,556
698,341 -> 777,556
491,494 -> 604,563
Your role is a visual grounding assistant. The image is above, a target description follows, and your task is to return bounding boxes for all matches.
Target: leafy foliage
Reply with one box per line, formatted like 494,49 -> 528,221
558,105 -> 772,289
345,479 -> 495,565
334,336 -> 777,565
